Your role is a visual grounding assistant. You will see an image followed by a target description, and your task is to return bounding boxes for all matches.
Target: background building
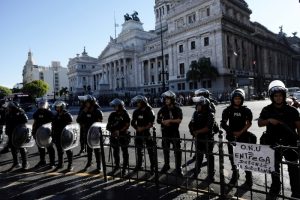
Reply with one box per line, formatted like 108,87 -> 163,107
67,0 -> 300,99
22,50 -> 69,98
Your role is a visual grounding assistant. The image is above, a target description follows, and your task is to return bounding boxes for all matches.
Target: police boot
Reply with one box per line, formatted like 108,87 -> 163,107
20,148 -> 30,171
175,151 -> 183,176
229,169 -> 239,186
66,151 -> 73,172
84,150 -> 93,171
245,171 -> 253,187
48,146 -> 56,169
161,150 -> 170,173
134,154 -> 143,171
121,153 -> 129,175
55,153 -> 64,170
10,149 -> 21,169
147,149 -> 156,175
35,147 -> 46,168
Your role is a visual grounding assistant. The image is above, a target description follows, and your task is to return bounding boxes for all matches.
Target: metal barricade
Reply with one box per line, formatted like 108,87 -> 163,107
99,127 -> 300,199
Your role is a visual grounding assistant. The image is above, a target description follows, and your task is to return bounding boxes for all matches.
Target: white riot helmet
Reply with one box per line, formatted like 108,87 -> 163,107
230,88 -> 245,105
268,80 -> 287,100
38,100 -> 49,109
162,90 -> 176,103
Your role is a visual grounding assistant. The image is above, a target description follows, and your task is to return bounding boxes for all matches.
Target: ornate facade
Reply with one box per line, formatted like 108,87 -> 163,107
68,0 -> 300,97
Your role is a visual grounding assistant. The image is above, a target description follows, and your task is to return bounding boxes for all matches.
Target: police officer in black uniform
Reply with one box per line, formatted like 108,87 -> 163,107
131,95 -> 155,174
221,89 -> 256,187
5,101 -> 30,171
194,88 -> 216,113
189,96 -> 215,180
0,99 -> 8,153
32,100 -> 55,168
107,98 -> 131,175
76,95 -> 103,172
258,80 -> 300,199
157,90 -> 183,175
77,97 -> 87,156
52,101 -> 74,172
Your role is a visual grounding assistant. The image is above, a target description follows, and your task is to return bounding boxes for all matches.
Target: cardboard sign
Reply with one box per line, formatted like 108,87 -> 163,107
233,142 -> 275,174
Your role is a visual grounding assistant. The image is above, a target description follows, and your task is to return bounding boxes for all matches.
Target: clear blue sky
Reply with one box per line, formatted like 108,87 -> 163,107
0,0 -> 299,88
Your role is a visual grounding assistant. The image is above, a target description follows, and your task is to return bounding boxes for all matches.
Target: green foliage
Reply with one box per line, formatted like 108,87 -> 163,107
186,57 -> 219,82
22,80 -> 49,98
0,86 -> 12,99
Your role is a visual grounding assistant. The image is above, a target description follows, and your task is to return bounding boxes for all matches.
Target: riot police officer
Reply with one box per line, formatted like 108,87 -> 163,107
5,101 -> 30,171
221,89 -> 256,187
76,95 -> 103,172
107,98 -> 131,175
157,90 -> 183,176
0,99 -> 5,136
0,99 -> 8,153
131,95 -> 155,174
32,100 -> 55,168
258,80 -> 300,199
188,96 -> 215,180
52,101 -> 73,172
194,88 -> 216,113
77,96 -> 87,156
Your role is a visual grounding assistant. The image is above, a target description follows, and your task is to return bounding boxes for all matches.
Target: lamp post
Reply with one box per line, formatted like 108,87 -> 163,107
160,12 -> 166,92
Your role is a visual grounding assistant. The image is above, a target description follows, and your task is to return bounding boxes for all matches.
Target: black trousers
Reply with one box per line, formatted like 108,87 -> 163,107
79,128 -> 86,151
270,148 -> 300,198
38,145 -> 55,165
227,132 -> 257,171
161,131 -> 182,170
194,134 -> 214,177
55,140 -> 73,167
8,135 -> 27,167
110,133 -> 130,167
86,146 -> 101,167
134,131 -> 155,168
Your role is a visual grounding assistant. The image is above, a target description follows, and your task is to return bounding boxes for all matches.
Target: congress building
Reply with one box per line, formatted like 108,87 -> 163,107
67,0 -> 300,99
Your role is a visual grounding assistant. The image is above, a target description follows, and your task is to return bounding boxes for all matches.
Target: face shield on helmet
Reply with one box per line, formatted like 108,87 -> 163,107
131,95 -> 148,107
53,101 -> 66,111
38,100 -> 49,109
268,80 -> 287,101
161,90 -> 176,104
194,88 -> 210,98
230,88 -> 245,105
192,96 -> 210,110
109,98 -> 125,109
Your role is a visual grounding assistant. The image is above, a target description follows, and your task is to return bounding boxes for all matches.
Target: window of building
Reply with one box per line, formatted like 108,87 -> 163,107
207,7 -> 210,16
204,37 -> 209,46
179,63 -> 185,75
151,75 -> 155,83
178,83 -> 185,90
227,56 -> 231,69
179,44 -> 184,53
151,63 -> 154,69
188,13 -> 196,24
165,58 -> 169,66
167,5 -> 170,13
191,41 -> 196,50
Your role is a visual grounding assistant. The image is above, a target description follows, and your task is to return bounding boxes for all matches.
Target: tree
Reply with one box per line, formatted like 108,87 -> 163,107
0,86 -> 12,99
59,87 -> 69,100
186,57 -> 219,83
22,80 -> 49,99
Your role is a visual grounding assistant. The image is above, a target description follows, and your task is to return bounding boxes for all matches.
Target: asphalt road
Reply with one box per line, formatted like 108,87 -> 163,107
0,99 -> 296,199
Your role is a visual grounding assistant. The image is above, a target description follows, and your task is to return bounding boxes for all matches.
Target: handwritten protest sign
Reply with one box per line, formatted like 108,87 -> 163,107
233,142 -> 275,174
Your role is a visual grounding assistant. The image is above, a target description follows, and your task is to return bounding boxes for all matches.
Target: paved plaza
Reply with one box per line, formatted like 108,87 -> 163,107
0,99 -> 296,199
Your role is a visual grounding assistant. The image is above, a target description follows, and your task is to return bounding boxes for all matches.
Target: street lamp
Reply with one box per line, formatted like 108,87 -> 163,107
160,12 -> 166,92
